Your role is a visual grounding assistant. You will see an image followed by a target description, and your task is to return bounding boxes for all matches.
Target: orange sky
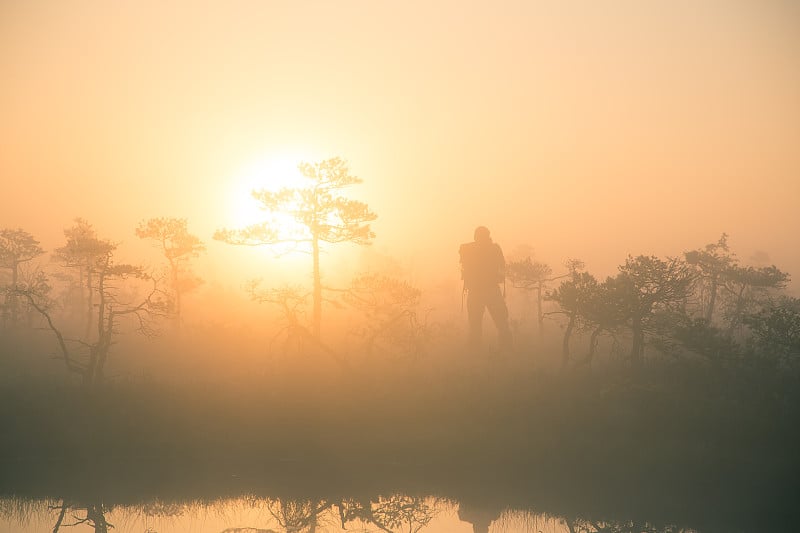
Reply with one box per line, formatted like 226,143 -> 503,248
2,0 -> 799,295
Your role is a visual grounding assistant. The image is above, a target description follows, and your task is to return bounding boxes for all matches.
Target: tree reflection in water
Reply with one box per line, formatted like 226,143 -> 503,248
51,499 -> 112,533
564,518 -> 695,533
337,494 -> 440,533
258,495 -> 440,533
0,496 -> 700,533
266,498 -> 329,532
48,498 -> 191,533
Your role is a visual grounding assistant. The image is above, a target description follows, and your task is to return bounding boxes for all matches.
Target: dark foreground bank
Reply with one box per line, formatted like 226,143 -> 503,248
1,355 -> 798,533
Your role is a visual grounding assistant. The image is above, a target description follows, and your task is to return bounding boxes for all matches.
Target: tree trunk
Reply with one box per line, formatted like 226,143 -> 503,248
85,346 -> 98,388
561,313 -> 575,369
630,318 -> 644,367
86,270 -> 109,388
9,261 -> 19,326
169,256 -> 181,332
312,236 -> 321,337
536,282 -> 544,337
725,286 -> 747,338
584,326 -> 602,368
705,273 -> 718,323
86,504 -> 109,533
96,272 -> 106,349
18,291 -> 81,376
52,501 -> 68,533
95,312 -> 113,386
85,267 -> 94,341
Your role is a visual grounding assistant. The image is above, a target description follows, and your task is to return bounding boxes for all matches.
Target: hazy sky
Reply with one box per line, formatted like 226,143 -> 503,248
2,0 -> 799,293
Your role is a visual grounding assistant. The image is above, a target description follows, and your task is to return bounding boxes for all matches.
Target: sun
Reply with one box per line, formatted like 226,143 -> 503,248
227,153 -> 310,229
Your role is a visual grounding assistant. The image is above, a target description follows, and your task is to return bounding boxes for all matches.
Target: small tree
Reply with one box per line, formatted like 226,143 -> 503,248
136,217 -> 205,331
548,269 -> 598,368
744,296 -> 800,369
666,312 -> 742,367
507,257 -> 564,337
246,281 -> 347,367
615,255 -> 695,367
722,264 -> 790,337
344,273 -> 428,359
214,157 -> 377,337
548,262 -> 628,369
684,233 -> 736,323
245,281 -> 309,355
0,228 -> 45,327
17,242 -> 165,387
579,277 -> 629,367
52,218 -> 115,340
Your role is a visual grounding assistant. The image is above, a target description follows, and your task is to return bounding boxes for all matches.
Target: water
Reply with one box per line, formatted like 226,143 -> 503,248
0,496 -> 698,533
2,353 -> 796,532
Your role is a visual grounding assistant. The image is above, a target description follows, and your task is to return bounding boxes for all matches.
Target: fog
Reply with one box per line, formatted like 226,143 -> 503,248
2,2 -> 799,532
2,0 -> 799,298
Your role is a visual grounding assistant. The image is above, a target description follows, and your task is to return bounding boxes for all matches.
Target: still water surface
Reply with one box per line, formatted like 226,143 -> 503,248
0,496 -> 697,533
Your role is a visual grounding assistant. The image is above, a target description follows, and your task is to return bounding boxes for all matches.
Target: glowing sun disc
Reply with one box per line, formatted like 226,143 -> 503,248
228,153 -> 310,229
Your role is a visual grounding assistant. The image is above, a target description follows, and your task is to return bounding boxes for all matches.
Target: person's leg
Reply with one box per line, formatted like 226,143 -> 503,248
486,286 -> 512,350
467,290 -> 485,346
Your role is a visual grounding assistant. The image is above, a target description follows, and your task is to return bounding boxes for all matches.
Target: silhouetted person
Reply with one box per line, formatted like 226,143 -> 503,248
460,226 -> 512,351
457,501 -> 503,533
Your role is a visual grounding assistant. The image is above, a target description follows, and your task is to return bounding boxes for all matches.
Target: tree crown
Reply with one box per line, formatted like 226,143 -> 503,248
0,228 -> 44,267
214,157 -> 376,247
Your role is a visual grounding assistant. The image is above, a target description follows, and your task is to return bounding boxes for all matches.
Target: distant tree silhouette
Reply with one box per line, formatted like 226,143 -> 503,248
548,267 -> 599,367
245,280 -> 348,367
745,296 -> 800,369
665,312 -> 741,367
548,259 -> 629,369
344,273 -> 429,359
136,217 -> 205,331
52,218 -> 115,340
683,234 -> 791,340
0,228 -> 44,327
684,233 -> 736,323
577,277 -> 629,367
246,281 -> 309,354
214,157 -> 376,337
17,240 -> 166,387
507,257 -> 561,337
721,264 -> 789,338
81,246 -> 165,385
13,263 -> 52,328
615,255 -> 695,367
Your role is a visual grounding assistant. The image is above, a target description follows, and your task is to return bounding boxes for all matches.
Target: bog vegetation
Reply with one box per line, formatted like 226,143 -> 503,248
0,159 -> 798,532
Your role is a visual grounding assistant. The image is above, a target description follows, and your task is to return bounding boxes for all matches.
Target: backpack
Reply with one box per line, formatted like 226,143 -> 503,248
459,241 -> 504,290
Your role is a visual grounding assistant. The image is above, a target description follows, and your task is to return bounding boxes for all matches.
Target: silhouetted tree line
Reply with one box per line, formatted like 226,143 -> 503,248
0,494 -> 700,533
0,159 -> 438,386
1,158 -> 797,385
0,218 -> 199,387
508,233 -> 796,372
